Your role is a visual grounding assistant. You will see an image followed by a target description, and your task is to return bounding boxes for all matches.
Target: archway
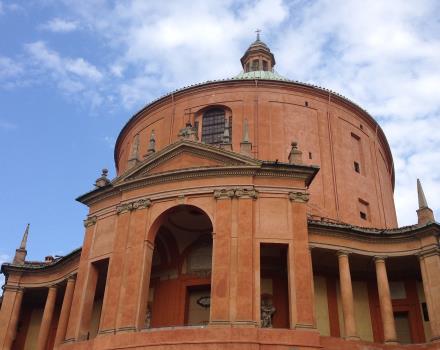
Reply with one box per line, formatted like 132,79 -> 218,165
145,205 -> 213,328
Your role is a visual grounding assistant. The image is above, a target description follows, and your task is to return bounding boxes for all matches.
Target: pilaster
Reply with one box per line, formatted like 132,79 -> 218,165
419,248 -> 440,341
0,286 -> 24,350
54,276 -> 76,347
288,192 -> 315,330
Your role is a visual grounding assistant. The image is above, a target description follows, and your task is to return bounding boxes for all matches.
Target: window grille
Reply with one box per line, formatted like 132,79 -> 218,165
202,108 -> 230,144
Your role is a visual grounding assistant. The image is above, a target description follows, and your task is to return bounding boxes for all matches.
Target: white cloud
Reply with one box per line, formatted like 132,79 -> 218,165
0,56 -> 23,78
24,41 -> 103,105
4,0 -> 440,226
42,18 -> 79,33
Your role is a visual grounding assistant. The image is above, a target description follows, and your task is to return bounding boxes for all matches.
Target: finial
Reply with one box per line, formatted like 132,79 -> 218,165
20,223 -> 30,250
145,129 -> 156,157
127,134 -> 140,168
13,224 -> 29,265
288,141 -> 302,164
240,118 -> 252,157
417,178 -> 428,209
95,168 -> 110,188
243,118 -> 250,143
256,28 -> 261,41
178,122 -> 198,141
416,178 -> 435,226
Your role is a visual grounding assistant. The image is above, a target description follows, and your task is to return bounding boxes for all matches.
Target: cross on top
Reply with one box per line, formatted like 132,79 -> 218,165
255,29 -> 261,41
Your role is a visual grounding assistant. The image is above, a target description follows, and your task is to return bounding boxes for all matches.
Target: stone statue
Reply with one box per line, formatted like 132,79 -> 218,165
145,304 -> 152,329
260,297 -> 276,328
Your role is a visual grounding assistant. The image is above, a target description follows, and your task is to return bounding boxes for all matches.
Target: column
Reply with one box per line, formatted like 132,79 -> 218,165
54,276 -> 76,346
37,285 -> 58,350
234,190 -> 256,325
419,249 -> 440,341
135,240 -> 155,329
337,251 -> 359,340
289,193 -> 315,329
210,189 -> 233,325
0,287 -> 24,350
374,257 -> 397,344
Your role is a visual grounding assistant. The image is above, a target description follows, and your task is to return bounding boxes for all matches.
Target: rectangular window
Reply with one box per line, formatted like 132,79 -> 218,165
260,243 -> 289,329
422,302 -> 430,321
252,59 -> 259,71
351,132 -> 365,175
354,161 -> 360,173
262,60 -> 268,71
358,199 -> 370,222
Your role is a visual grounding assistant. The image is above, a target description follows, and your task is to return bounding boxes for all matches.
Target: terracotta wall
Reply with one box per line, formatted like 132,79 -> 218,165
115,82 -> 397,227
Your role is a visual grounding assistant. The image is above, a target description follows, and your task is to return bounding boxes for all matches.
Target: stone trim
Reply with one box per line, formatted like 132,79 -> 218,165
3,285 -> 24,292
116,198 -> 152,214
418,246 -> 440,259
288,191 -> 309,203
83,216 -> 97,228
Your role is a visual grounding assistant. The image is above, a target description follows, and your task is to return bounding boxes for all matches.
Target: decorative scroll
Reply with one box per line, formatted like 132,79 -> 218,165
83,216 -> 97,227
288,191 -> 309,203
116,198 -> 152,214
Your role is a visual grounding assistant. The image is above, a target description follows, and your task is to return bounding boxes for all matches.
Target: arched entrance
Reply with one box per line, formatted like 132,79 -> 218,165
145,205 -> 213,328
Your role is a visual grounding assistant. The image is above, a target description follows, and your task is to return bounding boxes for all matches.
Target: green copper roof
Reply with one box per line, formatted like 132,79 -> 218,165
233,70 -> 288,81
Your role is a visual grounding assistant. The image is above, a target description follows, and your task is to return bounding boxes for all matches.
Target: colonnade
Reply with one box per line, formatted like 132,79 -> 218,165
0,276 -> 76,350
2,248 -> 440,348
335,250 -> 440,343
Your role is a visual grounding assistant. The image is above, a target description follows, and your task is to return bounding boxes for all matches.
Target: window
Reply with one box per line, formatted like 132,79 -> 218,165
251,59 -> 259,71
354,161 -> 360,173
201,108 -> 231,145
358,198 -> 370,221
262,60 -> 268,71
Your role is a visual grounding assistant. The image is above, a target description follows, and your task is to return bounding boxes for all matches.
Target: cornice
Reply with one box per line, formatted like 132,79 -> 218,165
78,163 -> 318,207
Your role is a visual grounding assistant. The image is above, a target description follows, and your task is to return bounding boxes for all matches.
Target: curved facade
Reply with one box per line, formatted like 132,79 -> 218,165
1,38 -> 440,350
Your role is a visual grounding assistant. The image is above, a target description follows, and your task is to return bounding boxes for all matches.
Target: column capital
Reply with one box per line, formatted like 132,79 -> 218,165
83,215 -> 97,227
373,255 -> 388,263
288,191 -> 309,203
3,284 -> 24,292
116,197 -> 152,214
213,188 -> 235,200
418,247 -> 440,259
336,250 -> 351,258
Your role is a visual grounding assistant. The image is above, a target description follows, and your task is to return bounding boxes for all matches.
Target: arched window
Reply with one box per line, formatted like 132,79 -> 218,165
201,108 -> 231,144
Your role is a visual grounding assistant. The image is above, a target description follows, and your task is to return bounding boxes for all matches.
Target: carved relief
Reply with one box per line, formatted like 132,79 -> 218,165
214,187 -> 258,200
116,198 -> 152,214
83,216 -> 97,227
288,191 -> 309,203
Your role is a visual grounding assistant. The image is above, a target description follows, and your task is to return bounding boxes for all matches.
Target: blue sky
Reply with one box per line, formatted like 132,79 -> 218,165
1,0 -> 440,284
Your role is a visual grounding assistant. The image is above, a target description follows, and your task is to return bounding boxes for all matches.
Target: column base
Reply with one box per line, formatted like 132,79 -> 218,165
231,321 -> 258,327
116,326 -> 137,333
344,335 -> 360,341
209,320 -> 231,327
431,335 -> 440,342
384,339 -> 399,345
98,328 -> 116,335
294,323 -> 316,331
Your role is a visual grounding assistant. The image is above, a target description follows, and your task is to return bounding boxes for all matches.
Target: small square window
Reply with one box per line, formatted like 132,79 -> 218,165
360,211 -> 367,220
305,101 -> 309,107
354,161 -> 360,173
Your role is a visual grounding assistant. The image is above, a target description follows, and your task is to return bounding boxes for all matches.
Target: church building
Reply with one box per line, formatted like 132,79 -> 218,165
1,34 -> 440,350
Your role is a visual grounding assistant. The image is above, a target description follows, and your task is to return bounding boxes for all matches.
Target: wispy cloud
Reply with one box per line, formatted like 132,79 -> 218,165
41,18 -> 79,33
0,56 -> 23,78
0,120 -> 18,130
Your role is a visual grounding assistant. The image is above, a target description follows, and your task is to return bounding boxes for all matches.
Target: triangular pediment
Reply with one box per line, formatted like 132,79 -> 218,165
114,140 -> 261,184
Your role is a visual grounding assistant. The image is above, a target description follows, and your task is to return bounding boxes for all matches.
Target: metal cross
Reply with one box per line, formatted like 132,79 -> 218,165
255,29 -> 261,40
